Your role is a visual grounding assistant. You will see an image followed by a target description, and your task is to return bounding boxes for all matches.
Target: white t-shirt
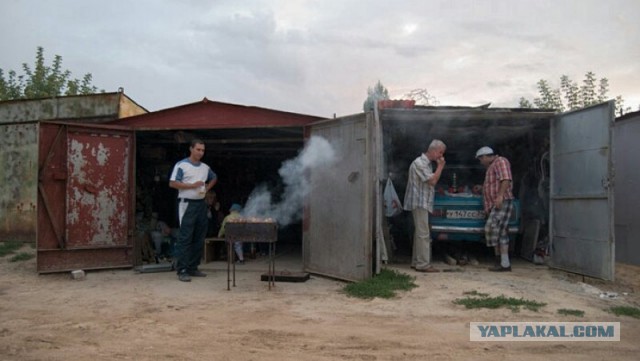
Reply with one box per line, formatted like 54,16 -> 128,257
169,158 -> 216,200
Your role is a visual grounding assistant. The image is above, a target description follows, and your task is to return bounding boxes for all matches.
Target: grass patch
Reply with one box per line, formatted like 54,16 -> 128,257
10,252 -> 34,262
609,306 -> 640,319
343,268 -> 417,299
0,241 -> 23,257
463,290 -> 489,297
557,308 -> 585,317
453,294 -> 546,313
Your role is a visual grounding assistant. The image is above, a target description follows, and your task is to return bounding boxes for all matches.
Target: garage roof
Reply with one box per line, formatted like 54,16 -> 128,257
109,98 -> 324,130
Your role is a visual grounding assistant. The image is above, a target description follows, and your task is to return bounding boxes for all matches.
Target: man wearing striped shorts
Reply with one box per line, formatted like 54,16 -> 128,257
476,146 -> 514,272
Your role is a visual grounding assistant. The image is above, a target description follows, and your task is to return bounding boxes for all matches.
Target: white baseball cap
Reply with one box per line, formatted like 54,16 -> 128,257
475,146 -> 494,158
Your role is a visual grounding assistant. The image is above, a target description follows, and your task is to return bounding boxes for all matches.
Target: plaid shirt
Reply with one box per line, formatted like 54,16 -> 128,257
403,154 -> 435,212
482,156 -> 514,213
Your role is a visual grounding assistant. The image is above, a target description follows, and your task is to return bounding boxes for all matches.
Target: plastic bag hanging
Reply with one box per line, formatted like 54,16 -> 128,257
383,178 -> 403,217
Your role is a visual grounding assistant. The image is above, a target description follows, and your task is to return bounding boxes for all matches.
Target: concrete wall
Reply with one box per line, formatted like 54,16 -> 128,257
0,122 -> 38,242
0,92 -> 146,124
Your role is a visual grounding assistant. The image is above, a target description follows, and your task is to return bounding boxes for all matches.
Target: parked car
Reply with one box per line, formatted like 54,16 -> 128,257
431,193 -> 520,242
430,167 -> 520,242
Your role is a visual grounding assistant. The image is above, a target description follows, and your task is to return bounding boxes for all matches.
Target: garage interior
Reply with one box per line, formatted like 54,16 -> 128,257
379,107 -> 553,264
134,126 -> 307,266
133,106 -> 556,270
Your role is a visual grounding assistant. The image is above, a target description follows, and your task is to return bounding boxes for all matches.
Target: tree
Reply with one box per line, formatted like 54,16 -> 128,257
363,80 -> 390,111
402,88 -> 439,106
518,71 -> 632,116
0,46 -> 103,101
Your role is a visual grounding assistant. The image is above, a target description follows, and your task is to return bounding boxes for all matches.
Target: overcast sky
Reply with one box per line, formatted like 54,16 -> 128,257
1,0 -> 638,117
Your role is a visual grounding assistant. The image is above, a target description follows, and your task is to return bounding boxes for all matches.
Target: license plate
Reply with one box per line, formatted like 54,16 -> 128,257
446,210 -> 485,219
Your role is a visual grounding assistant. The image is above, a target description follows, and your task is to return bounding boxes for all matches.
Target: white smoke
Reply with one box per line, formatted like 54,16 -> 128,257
243,136 -> 337,226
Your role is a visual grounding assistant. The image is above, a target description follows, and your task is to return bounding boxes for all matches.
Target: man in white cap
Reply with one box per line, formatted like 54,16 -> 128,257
404,139 -> 446,273
476,146 -> 514,272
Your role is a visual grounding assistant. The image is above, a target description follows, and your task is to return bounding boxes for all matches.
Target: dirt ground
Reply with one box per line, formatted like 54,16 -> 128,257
1,244 -> 639,361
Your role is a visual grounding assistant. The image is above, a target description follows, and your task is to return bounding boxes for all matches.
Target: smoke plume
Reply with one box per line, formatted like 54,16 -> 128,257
242,136 -> 337,226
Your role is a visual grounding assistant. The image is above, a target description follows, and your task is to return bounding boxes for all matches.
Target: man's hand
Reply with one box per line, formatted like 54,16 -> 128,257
495,194 -> 504,209
427,156 -> 446,187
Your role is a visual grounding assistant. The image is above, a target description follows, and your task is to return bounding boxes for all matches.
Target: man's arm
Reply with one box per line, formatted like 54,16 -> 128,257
427,157 -> 446,187
495,180 -> 511,209
494,157 -> 513,209
169,180 -> 203,190
205,169 -> 218,192
206,178 -> 217,192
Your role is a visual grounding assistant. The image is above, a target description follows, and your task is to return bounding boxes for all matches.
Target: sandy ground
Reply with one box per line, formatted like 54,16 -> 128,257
1,244 -> 639,361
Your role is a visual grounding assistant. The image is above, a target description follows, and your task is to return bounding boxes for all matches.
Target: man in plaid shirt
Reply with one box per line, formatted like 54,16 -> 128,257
404,139 -> 446,273
476,146 -> 514,272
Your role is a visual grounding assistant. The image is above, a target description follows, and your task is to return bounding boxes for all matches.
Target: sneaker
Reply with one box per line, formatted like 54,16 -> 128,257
178,272 -> 191,282
188,270 -> 207,277
236,260 -> 245,265
488,265 -> 512,272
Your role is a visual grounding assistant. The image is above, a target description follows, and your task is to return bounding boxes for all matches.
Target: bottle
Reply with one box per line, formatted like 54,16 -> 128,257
452,172 -> 457,193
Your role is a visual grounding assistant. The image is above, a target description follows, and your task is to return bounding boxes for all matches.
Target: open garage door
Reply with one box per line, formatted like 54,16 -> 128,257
37,122 -> 135,273
550,101 -> 615,280
304,114 -> 375,281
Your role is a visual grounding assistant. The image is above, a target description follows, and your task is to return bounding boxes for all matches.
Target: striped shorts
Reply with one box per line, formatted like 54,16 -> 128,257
484,200 -> 514,247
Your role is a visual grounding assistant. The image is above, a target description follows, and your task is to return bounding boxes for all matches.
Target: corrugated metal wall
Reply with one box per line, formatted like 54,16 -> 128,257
614,112 -> 640,266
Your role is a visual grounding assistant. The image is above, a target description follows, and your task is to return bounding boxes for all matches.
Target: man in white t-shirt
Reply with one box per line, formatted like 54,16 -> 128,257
169,139 -> 217,282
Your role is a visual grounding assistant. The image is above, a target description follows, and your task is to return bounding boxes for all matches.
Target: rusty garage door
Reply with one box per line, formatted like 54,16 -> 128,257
37,122 -> 135,273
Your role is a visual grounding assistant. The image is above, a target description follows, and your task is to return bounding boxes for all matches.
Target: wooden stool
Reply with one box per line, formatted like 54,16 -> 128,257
203,237 -> 226,263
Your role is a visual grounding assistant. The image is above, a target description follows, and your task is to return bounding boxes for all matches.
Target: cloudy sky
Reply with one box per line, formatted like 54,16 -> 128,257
1,0 -> 638,117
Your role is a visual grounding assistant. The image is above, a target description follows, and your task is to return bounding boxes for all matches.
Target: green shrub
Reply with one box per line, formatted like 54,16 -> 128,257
453,294 -> 546,313
0,241 -> 23,257
343,268 -> 417,299
609,306 -> 640,319
10,252 -> 34,262
557,308 -> 585,317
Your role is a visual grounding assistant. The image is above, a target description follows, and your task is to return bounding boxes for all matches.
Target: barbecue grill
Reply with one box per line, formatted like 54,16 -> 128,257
225,218 -> 278,290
